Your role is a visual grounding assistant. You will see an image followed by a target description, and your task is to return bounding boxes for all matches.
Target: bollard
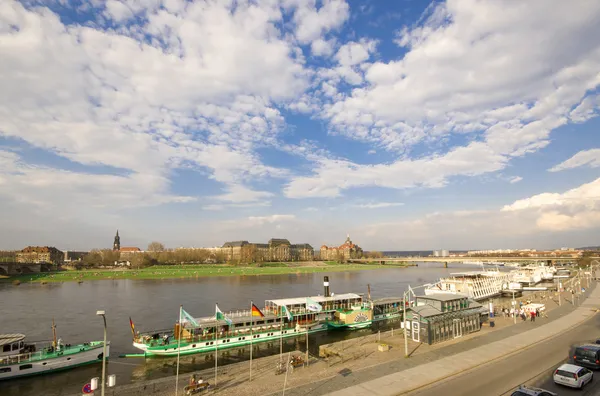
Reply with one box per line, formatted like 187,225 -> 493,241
378,330 -> 380,342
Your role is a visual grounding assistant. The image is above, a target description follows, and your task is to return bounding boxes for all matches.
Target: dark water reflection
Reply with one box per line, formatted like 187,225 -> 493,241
0,262 -> 464,395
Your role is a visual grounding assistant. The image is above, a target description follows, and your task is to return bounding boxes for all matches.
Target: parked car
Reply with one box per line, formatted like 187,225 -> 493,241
573,344 -> 600,369
510,384 -> 557,396
553,363 -> 593,389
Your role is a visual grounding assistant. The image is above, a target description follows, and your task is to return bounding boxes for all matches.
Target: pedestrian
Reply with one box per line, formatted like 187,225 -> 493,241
536,308 -> 540,318
530,310 -> 535,322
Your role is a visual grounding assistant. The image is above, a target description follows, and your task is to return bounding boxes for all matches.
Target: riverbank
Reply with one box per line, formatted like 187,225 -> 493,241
1,262 -> 414,283
65,278 -> 594,396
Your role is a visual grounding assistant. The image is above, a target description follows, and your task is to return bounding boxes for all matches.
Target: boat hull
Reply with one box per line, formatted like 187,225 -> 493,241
137,325 -> 325,357
0,342 -> 108,381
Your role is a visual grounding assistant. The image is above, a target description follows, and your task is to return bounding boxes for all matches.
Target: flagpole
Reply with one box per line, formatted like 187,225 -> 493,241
175,305 -> 182,396
279,305 -> 283,361
250,301 -> 253,381
215,305 -> 218,387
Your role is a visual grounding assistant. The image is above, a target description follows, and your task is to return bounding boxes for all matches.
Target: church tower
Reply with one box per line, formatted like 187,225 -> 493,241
113,230 -> 121,251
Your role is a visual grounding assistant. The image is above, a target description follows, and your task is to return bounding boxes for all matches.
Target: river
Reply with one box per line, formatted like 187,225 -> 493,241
0,262 -> 474,395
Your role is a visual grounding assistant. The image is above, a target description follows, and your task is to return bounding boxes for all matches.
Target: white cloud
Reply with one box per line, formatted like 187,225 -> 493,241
288,0 -> 600,198
285,141 -> 507,198
247,214 -> 296,225
509,176 -> 523,184
285,0 -> 350,44
502,177 -> 600,232
0,0 -> 307,212
353,202 -> 404,209
334,39 -> 378,66
311,38 -> 336,57
549,149 -> 600,172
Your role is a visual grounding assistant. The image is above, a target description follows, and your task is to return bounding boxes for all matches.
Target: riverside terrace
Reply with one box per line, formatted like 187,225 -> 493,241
349,256 -> 594,264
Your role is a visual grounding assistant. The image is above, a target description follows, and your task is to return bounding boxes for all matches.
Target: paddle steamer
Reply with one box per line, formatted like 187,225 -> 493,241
0,323 -> 108,380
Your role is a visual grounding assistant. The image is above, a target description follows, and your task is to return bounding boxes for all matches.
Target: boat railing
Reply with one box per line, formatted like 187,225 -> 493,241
142,322 -> 305,348
0,343 -> 100,366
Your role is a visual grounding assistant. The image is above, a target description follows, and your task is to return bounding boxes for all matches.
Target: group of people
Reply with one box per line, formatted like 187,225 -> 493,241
500,306 -> 543,321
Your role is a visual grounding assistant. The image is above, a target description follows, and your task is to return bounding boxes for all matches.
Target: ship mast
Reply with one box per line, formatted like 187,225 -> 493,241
52,318 -> 57,349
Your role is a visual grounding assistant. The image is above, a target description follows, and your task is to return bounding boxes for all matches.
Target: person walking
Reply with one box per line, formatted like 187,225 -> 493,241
530,310 -> 535,322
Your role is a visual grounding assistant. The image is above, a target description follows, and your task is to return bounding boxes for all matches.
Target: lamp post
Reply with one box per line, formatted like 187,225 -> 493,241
403,290 -> 408,357
96,310 -> 107,396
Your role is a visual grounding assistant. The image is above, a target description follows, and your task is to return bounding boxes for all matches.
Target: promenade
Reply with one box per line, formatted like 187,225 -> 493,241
326,282 -> 600,396
68,276 -> 595,396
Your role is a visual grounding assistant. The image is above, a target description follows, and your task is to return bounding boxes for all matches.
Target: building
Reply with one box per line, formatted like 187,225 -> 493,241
320,235 -> 363,260
16,246 -> 64,265
406,293 -> 483,345
218,239 -> 314,262
113,230 -> 120,251
432,250 -> 450,257
119,246 -> 142,260
63,251 -> 88,263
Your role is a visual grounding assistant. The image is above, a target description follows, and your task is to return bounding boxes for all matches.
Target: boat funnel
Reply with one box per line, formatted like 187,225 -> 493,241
324,276 -> 330,297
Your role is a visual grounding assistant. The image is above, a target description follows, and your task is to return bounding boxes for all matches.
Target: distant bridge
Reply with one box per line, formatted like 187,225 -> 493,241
349,256 -> 591,265
0,262 -> 56,276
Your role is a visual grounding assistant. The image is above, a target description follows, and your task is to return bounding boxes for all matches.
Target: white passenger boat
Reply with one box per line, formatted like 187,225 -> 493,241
0,332 -> 108,381
132,276 -> 401,357
424,270 -> 511,301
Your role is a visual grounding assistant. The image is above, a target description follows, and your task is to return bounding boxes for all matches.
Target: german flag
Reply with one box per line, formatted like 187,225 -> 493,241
251,303 -> 265,318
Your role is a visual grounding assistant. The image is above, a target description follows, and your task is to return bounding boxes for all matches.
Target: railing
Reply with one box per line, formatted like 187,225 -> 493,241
0,344 -> 100,366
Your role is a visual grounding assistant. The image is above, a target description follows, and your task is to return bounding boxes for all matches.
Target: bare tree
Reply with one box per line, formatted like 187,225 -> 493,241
147,241 -> 166,252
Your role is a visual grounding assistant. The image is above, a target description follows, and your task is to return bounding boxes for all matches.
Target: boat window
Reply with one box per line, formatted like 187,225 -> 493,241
19,341 -> 23,348
19,364 -> 33,370
0,368 -> 11,373
2,345 -> 10,353
12,343 -> 19,351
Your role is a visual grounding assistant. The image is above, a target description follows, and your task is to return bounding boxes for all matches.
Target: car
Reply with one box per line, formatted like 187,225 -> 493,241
510,384 -> 557,396
573,343 -> 600,369
553,363 -> 593,389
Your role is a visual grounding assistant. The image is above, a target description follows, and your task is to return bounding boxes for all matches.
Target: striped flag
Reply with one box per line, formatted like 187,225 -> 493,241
181,308 -> 199,327
251,303 -> 265,318
129,317 -> 135,339
216,304 -> 233,325
282,305 -> 293,321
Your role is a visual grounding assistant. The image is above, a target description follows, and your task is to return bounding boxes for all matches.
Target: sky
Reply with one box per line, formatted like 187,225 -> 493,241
1,0 -> 599,252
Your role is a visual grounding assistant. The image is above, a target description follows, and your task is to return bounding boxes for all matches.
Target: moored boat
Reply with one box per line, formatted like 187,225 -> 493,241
132,277 -> 367,357
0,328 -> 108,381
424,270 -> 511,301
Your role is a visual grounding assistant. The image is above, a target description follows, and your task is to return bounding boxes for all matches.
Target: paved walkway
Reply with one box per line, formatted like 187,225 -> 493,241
325,283 -> 600,396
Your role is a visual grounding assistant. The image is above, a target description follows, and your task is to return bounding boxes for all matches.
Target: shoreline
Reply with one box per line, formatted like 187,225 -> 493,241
1,262 -> 415,283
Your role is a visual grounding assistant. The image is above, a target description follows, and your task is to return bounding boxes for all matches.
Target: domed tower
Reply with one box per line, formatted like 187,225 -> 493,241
113,230 -> 121,251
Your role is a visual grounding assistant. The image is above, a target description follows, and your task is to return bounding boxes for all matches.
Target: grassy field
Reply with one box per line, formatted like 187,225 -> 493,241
1,262 -> 411,283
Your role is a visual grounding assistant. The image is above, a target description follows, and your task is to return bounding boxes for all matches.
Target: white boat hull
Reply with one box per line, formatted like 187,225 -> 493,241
0,344 -> 108,381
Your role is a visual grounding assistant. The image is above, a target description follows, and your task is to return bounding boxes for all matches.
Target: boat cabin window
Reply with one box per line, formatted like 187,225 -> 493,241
2,345 -> 10,353
12,343 -> 19,351
19,341 -> 24,349
0,368 -> 11,373
19,364 -> 32,370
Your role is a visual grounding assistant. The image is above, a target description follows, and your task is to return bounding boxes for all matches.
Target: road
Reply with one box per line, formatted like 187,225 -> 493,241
406,312 -> 600,396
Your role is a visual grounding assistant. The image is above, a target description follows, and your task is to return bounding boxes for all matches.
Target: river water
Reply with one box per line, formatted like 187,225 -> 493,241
0,262 -> 472,395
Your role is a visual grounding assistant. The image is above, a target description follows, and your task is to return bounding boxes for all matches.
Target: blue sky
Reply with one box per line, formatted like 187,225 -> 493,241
1,0 -> 599,251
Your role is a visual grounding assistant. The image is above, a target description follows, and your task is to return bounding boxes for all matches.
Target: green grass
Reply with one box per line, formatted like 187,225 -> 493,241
1,262 -> 411,283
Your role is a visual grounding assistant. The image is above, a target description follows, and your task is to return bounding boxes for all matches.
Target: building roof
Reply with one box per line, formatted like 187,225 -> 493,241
20,246 -> 62,253
0,334 -> 25,346
268,238 -> 291,246
120,247 -> 141,252
373,297 -> 404,305
267,293 -> 362,307
222,241 -> 249,248
416,293 -> 468,302
291,244 -> 313,249
409,306 -> 442,318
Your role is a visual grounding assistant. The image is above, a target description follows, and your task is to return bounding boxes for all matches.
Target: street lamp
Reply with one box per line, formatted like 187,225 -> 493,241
96,310 -> 107,396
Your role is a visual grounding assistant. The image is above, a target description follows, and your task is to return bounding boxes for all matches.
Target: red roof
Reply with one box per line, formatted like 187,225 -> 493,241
120,247 -> 141,252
